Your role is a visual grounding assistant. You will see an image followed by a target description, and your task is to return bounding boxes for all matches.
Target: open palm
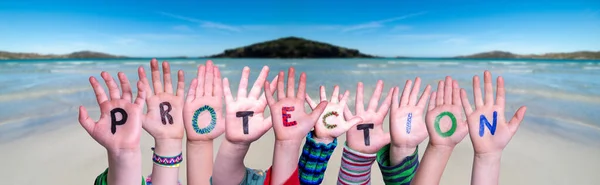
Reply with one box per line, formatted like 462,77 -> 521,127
390,77 -> 431,148
460,71 -> 527,154
183,60 -> 225,141
139,59 -> 185,140
264,67 -> 327,142
344,80 -> 393,154
306,85 -> 363,141
425,76 -> 468,147
78,71 -> 146,152
223,66 -> 278,144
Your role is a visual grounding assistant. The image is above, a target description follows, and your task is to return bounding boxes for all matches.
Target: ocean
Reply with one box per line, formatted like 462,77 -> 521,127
1,58 -> 600,145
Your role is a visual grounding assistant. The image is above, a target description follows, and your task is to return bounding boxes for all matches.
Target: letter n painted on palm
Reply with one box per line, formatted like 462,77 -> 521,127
479,111 -> 498,137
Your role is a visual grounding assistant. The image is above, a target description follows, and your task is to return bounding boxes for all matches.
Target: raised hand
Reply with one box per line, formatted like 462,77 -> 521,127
344,80 -> 393,154
183,60 -> 225,141
138,59 -> 185,142
390,78 -> 431,151
78,71 -> 146,153
460,71 -> 527,155
425,76 -> 468,148
306,85 -> 363,143
223,66 -> 278,144
265,67 -> 328,141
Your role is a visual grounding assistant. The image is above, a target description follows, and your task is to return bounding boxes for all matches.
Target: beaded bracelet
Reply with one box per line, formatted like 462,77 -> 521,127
151,147 -> 183,168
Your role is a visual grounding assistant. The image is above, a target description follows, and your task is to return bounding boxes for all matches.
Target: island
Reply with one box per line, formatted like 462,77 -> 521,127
0,51 -> 126,60
456,50 -> 600,60
208,36 -> 375,58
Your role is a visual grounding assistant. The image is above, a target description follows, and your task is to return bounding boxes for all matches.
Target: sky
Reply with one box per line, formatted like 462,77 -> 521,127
0,0 -> 598,57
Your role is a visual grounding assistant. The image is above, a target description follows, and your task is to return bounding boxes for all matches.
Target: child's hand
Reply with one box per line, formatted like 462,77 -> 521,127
425,76 -> 468,148
183,60 -> 225,142
460,71 -> 527,155
78,71 -> 146,153
306,85 -> 363,143
390,77 -> 431,150
264,67 -> 328,142
345,80 -> 393,154
138,59 -> 185,141
223,66 -> 278,144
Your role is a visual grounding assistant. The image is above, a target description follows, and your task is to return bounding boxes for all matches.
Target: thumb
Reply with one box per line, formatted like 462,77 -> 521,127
341,117 -> 363,132
310,101 -> 328,122
78,106 -> 95,136
508,106 -> 527,135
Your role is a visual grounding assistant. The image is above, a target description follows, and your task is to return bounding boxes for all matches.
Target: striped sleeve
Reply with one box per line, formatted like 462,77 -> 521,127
337,143 -> 376,185
376,145 -> 419,185
298,132 -> 338,185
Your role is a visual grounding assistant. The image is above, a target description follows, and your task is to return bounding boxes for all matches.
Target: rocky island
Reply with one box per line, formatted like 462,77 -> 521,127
0,51 -> 126,60
209,37 -> 375,58
456,50 -> 600,60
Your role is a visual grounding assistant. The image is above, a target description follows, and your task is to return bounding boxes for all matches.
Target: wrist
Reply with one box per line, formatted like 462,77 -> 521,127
474,152 -> 502,163
312,131 -> 335,144
390,145 -> 417,159
154,138 -> 183,156
107,148 -> 141,159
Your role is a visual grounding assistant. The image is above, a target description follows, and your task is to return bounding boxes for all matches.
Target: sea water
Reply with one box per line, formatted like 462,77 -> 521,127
1,58 -> 599,144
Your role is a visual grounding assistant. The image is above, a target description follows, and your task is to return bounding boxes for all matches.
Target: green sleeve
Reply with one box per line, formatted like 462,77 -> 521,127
94,168 -> 146,185
376,145 -> 419,185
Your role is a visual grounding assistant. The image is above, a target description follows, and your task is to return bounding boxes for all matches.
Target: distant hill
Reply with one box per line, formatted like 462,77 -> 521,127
0,51 -> 127,60
456,50 -> 600,60
209,36 -> 375,58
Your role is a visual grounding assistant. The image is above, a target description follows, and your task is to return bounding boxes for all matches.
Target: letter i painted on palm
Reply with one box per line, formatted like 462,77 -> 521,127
406,113 -> 413,134
282,106 -> 297,127
479,111 -> 498,137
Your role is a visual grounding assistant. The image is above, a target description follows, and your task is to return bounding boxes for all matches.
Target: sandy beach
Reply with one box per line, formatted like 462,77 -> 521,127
1,59 -> 599,184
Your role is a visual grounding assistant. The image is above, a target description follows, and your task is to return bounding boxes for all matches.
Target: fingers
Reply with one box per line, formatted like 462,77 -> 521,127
436,80 -> 444,106
452,80 -> 461,106
248,66 -> 269,99
287,67 -> 296,98
305,93 -> 317,109
176,70 -> 185,97
78,106 -> 95,136
89,76 -> 108,105
484,70 -> 494,105
377,87 -> 394,114
444,76 -> 453,105
331,85 -> 340,103
392,86 -> 400,109
297,72 -> 307,101
204,60 -> 214,96
320,86 -> 327,102
310,101 -> 329,122
277,71 -> 285,100
137,66 -> 153,98
473,75 -> 484,108
340,90 -> 350,106
134,81 -> 147,106
409,77 -> 422,106
264,80 -> 276,105
400,79 -> 412,106
162,61 -> 174,94
343,105 -> 354,121
356,82 -> 365,114
237,66 -> 250,99
367,80 -> 384,112
118,72 -> 132,102
150,59 -> 163,95
460,89 -> 474,115
496,76 -> 505,108
259,75 -> 278,106
101,71 -> 121,100
223,78 -> 234,104
196,64 -> 205,98
428,91 -> 436,111
214,66 -> 223,97
508,106 -> 527,135
186,79 -> 198,103
416,85 -> 431,108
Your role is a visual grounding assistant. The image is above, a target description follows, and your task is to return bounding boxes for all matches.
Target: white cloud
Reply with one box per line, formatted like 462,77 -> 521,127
342,11 -> 426,32
391,34 -> 451,40
158,12 -> 241,32
391,25 -> 412,31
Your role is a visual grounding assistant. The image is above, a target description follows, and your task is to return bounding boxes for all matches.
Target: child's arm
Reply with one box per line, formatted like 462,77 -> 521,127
301,85 -> 363,184
377,77 -> 431,184
212,66 -> 277,185
183,60 -> 226,185
412,77 -> 469,185
460,71 -> 527,185
78,72 -> 146,185
338,80 -> 393,184
137,59 -> 185,185
264,67 -> 328,185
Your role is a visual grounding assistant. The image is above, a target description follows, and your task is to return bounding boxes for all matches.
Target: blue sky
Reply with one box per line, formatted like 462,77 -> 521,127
0,0 -> 598,57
